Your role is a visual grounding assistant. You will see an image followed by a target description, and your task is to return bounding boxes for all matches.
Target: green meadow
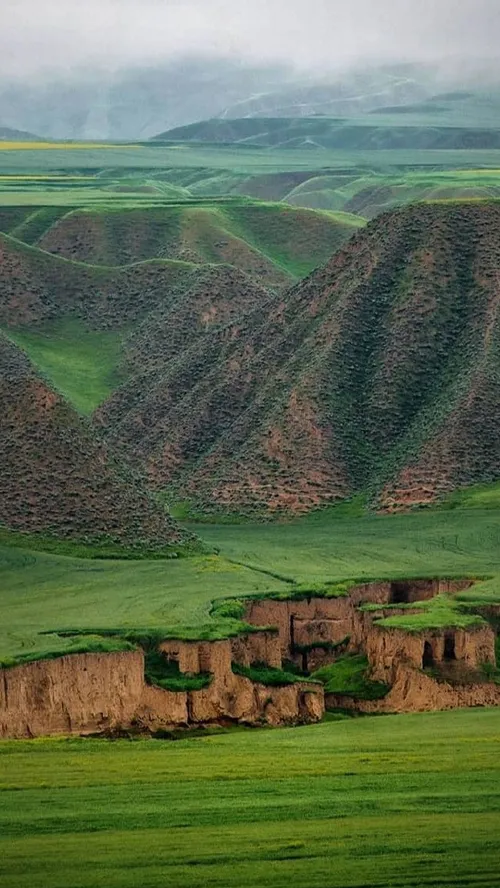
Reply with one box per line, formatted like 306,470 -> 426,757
6,319 -> 124,414
0,708 -> 499,887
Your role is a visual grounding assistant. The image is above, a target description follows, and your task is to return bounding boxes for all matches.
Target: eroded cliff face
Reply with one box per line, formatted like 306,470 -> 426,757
1,578 -> 497,738
0,646 -> 324,739
0,651 -> 145,739
244,580 -> 498,716
327,662 -> 500,714
366,624 -> 496,684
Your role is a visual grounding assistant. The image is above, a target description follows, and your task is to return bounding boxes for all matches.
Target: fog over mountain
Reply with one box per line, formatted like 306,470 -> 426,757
3,0 -> 500,75
1,0 -> 499,139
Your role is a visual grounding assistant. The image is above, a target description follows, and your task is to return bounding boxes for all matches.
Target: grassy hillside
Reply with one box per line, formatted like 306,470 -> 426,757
7,319 -> 123,414
98,201 -> 500,516
0,231 -> 272,416
0,335 -> 190,550
1,709 -> 499,888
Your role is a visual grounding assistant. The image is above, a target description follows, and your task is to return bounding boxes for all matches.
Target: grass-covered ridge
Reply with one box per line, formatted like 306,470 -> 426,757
32,200 -> 360,286
373,594 -> 487,633
0,635 -> 137,670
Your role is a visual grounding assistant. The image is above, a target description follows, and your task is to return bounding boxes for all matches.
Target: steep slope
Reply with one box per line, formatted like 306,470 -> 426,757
0,335 -> 189,548
98,202 -> 500,515
36,202 -> 360,286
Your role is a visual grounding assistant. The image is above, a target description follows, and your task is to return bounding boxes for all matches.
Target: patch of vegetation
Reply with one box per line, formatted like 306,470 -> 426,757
6,319 -> 124,414
311,655 -> 390,700
231,661 -> 307,687
210,597 -> 247,622
0,527 -> 196,561
144,649 -> 211,692
293,636 -> 350,656
440,481 -> 500,511
375,595 -> 486,633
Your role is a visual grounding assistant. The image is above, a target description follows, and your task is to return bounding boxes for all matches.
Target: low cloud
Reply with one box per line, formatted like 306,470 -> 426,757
2,0 -> 500,77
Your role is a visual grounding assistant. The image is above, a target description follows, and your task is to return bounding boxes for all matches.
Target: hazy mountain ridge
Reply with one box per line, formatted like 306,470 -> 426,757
0,60 -> 466,140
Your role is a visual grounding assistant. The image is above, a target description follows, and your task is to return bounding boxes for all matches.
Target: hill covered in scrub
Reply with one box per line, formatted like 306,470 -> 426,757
0,230 -> 268,332
97,201 -> 500,515
0,335 -> 190,550
0,231 -> 270,412
0,201 -> 361,288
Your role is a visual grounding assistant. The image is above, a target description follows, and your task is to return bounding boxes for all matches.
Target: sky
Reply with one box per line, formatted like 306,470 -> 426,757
2,0 -> 500,78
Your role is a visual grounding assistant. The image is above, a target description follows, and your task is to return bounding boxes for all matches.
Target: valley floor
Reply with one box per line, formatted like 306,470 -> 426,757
0,708 -> 499,887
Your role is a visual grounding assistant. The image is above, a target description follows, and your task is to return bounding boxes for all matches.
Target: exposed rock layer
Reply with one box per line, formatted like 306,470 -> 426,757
0,648 -> 324,739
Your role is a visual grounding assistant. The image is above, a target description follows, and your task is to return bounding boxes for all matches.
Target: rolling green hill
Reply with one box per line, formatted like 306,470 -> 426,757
33,201 -> 362,284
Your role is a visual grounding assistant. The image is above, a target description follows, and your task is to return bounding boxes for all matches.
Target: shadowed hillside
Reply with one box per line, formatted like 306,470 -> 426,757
0,335 -> 190,549
97,202 -> 500,515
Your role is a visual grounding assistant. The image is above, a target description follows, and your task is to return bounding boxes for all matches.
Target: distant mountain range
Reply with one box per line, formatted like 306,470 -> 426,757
0,125 -> 41,141
0,60 -> 453,141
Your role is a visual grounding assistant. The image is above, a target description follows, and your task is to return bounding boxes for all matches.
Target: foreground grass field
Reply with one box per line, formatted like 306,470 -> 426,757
0,709 -> 499,887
